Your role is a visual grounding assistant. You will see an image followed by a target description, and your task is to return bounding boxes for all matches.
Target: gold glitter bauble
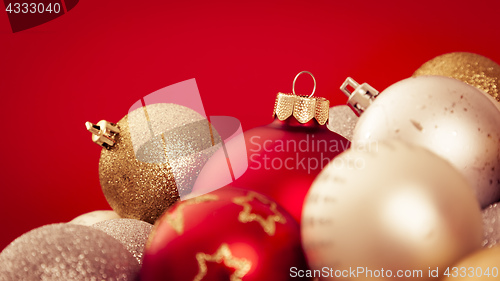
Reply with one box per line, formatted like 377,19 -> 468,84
99,103 -> 221,224
413,52 -> 500,102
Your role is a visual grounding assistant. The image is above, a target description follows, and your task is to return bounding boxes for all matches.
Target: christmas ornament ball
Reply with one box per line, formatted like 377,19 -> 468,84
0,224 -> 139,280
413,52 -> 500,103
226,117 -> 348,223
98,103 -> 221,223
141,188 -> 310,281
327,105 -> 358,141
91,218 -> 153,264
352,76 -> 500,208
481,203 -> 500,248
441,247 -> 500,281
194,90 -> 349,223
302,140 -> 482,281
215,91 -> 349,223
68,210 -> 120,225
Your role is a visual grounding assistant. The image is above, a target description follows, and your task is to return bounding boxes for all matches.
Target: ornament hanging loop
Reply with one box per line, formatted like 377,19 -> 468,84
340,77 -> 379,116
292,71 -> 316,98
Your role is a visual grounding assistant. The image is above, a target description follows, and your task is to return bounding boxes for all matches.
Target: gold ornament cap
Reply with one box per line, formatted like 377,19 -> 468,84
272,71 -> 330,125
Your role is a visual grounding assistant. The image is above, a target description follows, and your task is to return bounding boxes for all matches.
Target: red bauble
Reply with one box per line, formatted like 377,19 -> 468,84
141,188 -> 310,281
191,86 -> 350,222
227,117 -> 348,222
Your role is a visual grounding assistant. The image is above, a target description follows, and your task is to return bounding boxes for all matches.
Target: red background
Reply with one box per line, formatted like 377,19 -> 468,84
1,0 -> 499,251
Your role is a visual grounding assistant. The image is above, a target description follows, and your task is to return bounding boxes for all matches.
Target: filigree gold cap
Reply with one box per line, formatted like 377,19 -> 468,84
273,93 -> 329,125
272,71 -> 330,125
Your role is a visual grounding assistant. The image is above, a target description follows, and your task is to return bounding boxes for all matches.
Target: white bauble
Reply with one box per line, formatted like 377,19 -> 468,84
352,76 -> 500,208
68,210 -> 120,225
442,247 -> 500,281
302,140 -> 482,281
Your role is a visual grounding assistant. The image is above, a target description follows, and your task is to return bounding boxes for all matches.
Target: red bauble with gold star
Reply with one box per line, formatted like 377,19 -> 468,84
140,188 -> 310,281
226,115 -> 348,223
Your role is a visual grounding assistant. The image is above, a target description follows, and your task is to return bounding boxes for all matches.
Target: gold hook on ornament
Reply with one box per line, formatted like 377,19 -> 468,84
292,71 -> 316,98
85,120 -> 120,148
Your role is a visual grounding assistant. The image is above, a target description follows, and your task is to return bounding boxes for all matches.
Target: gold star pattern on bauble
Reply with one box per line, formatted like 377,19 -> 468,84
232,191 -> 286,236
161,194 -> 219,235
194,243 -> 251,281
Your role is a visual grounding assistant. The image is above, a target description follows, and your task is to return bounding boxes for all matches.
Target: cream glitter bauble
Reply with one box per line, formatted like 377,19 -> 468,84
481,203 -> 500,248
327,105 -> 358,141
97,103 -> 221,223
68,210 -> 120,226
302,140 -> 482,281
0,224 -> 139,280
352,76 -> 500,208
91,218 -> 153,264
